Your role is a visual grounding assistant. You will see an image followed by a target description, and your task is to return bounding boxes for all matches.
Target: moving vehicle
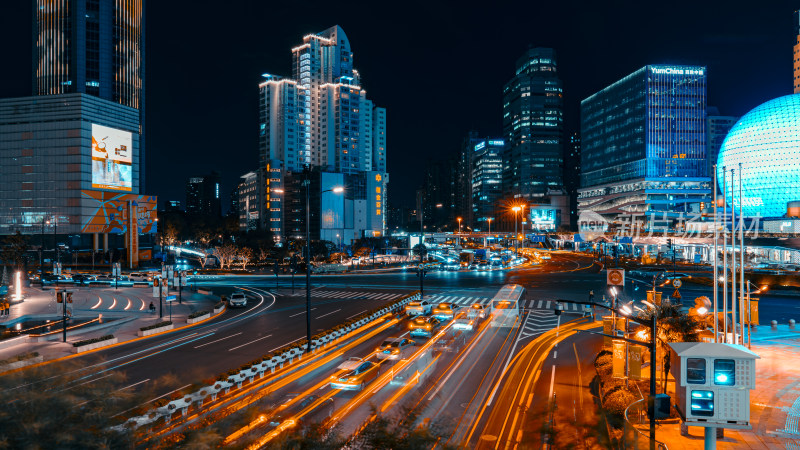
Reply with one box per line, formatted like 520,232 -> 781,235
459,252 -> 474,268
330,360 -> 381,390
432,302 -> 458,320
229,291 -> 247,308
376,337 -> 416,360
490,284 -> 525,327
128,272 -> 153,282
405,300 -> 432,316
94,275 -> 115,283
409,316 -> 441,338
70,274 -> 96,285
468,303 -> 488,319
478,261 -> 490,270
41,274 -> 68,284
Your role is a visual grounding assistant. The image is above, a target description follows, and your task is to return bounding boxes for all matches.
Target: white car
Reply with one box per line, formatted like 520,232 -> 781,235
128,272 -> 153,282
229,291 -> 247,307
404,301 -> 432,316
376,337 -> 416,360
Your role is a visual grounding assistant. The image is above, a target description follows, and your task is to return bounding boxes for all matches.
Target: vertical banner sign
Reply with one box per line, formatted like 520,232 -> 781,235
603,317 -> 613,348
606,268 -> 625,286
647,290 -> 663,306
749,299 -> 759,326
612,340 -> 626,378
616,317 -> 626,333
629,345 -> 642,380
180,271 -> 188,287
128,200 -> 139,269
152,277 -> 160,298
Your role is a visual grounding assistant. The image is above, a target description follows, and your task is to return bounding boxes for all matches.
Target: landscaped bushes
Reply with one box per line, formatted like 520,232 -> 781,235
140,321 -> 173,332
73,335 -> 115,347
188,310 -> 210,319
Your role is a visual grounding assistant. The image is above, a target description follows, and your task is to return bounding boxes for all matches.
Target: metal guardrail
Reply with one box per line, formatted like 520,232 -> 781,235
623,398 -> 669,450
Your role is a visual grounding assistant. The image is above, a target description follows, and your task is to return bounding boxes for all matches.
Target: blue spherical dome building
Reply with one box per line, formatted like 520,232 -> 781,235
717,94 -> 800,218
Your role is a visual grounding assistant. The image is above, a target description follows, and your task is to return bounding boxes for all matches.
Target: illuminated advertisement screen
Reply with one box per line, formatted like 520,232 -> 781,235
530,209 -> 557,225
92,124 -> 132,192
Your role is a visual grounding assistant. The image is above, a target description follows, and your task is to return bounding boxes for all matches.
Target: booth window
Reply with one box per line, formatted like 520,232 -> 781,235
690,390 -> 714,416
686,358 -> 706,384
714,359 -> 735,386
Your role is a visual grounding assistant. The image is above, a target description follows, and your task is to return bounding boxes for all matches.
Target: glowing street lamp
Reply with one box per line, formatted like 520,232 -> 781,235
512,206 -> 521,254
457,217 -> 462,234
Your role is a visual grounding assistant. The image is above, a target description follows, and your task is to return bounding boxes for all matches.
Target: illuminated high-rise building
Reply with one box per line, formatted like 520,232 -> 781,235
579,65 -> 711,224
255,26 -> 388,243
33,0 -> 146,185
794,9 -> 800,93
502,48 -> 565,202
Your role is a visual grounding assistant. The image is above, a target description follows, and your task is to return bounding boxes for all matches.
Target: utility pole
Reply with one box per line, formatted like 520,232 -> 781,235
304,175 -> 312,354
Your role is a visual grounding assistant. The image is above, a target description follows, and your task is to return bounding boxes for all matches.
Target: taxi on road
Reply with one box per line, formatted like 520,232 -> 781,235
330,360 -> 381,391
375,337 -> 416,360
432,302 -> 459,320
408,316 -> 441,338
404,300 -> 432,316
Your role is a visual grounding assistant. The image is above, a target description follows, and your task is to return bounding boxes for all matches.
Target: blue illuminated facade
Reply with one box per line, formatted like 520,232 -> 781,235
716,94 -> 800,218
472,139 -> 504,229
579,65 -> 711,223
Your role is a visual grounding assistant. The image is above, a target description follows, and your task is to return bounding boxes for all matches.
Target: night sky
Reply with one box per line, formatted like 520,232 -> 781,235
0,1 -> 794,210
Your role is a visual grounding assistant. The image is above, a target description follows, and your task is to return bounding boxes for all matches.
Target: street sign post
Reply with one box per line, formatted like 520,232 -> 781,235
166,295 -> 176,321
607,268 -> 625,286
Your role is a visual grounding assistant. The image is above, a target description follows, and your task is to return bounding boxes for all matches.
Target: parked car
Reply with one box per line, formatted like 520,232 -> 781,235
94,275 -> 115,283
375,337 -> 416,361
330,361 -> 381,391
128,272 -> 153,282
71,274 -> 96,285
229,291 -> 247,307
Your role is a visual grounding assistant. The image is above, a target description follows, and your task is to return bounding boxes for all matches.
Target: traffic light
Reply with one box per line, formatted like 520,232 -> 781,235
667,238 -> 672,250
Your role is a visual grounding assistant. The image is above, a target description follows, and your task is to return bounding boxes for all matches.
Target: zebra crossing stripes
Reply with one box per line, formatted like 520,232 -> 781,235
426,295 -> 491,306
526,300 -> 585,312
288,290 -> 403,300
520,310 -> 559,337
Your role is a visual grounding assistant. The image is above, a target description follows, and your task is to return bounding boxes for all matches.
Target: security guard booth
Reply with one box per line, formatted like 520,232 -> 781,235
669,342 -> 759,449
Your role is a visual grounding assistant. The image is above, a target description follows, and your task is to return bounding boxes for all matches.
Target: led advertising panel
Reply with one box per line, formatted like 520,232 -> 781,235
92,124 -> 133,192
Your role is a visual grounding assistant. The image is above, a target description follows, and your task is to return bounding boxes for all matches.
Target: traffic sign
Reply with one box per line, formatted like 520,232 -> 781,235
165,295 -> 177,302
673,279 -> 683,289
607,268 -> 625,286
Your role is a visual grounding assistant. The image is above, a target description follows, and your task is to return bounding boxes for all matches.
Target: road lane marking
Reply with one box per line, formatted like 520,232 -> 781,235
118,378 -> 150,391
229,334 -> 273,351
124,297 -> 132,310
194,332 -> 243,348
315,309 -> 341,320
90,296 -> 102,309
288,311 -> 305,318
267,337 -> 304,353
110,297 -> 117,309
346,310 -> 368,319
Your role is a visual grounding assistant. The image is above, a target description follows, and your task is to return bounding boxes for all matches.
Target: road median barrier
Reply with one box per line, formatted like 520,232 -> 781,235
187,311 -> 211,324
121,290 -> 421,430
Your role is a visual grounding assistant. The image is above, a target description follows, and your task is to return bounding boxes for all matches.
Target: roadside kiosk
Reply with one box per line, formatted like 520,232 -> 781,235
669,342 -> 759,449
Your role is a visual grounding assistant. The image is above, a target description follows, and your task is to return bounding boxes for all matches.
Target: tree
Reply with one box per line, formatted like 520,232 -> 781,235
238,247 -> 254,270
164,224 -> 179,247
196,230 -> 213,248
214,244 -> 238,270
1,231 -> 30,269
634,302 -> 701,392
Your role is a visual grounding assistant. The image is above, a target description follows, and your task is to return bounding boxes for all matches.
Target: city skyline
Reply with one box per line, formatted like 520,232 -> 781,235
0,1 -> 793,210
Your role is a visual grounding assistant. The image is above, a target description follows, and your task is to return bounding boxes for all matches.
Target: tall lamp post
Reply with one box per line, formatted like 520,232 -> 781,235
512,206 -> 521,254
41,218 -> 49,284
302,178 -> 343,354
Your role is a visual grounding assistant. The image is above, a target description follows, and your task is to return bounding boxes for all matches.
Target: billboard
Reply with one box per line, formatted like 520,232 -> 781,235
92,124 -> 133,192
530,208 -> 558,230
81,191 -> 157,234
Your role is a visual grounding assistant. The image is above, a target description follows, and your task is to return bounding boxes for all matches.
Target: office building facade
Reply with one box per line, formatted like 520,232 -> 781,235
705,107 -> 738,186
185,172 -> 221,217
471,139 -> 504,230
579,65 -> 711,224
502,48 -> 565,203
33,0 -> 146,187
255,26 -> 388,244
795,9 -> 800,94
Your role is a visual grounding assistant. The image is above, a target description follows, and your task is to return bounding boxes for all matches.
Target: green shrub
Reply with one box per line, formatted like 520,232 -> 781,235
140,321 -> 172,332
72,334 -> 114,347
595,353 -> 612,368
602,389 -> 636,416
188,310 -> 210,319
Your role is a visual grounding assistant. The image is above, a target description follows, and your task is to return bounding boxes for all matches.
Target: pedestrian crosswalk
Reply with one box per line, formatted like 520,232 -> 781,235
426,294 -> 491,306
289,290 -> 404,301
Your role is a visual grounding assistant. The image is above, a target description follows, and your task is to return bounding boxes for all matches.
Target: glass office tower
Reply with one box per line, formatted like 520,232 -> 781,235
502,48 -> 564,201
579,65 -> 711,223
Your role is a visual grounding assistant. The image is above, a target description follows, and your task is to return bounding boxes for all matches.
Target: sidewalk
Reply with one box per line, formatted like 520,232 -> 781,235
0,283 -> 221,367
657,324 -> 800,449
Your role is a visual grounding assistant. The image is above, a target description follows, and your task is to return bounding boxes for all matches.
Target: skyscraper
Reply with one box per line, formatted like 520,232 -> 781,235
471,139 -> 505,230
705,107 -> 738,185
502,48 -> 564,202
564,132 -> 581,229
579,65 -> 711,224
33,0 -> 146,185
794,9 -> 800,93
256,26 -> 387,243
185,173 -> 221,217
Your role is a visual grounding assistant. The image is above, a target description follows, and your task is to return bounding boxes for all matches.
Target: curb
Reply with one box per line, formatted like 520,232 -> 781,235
0,303 -> 227,376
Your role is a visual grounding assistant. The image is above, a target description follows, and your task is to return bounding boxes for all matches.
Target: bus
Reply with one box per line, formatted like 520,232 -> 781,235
490,284 -> 525,327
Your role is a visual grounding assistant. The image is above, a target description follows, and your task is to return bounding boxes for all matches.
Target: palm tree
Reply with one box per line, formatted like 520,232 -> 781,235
633,302 -> 701,392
